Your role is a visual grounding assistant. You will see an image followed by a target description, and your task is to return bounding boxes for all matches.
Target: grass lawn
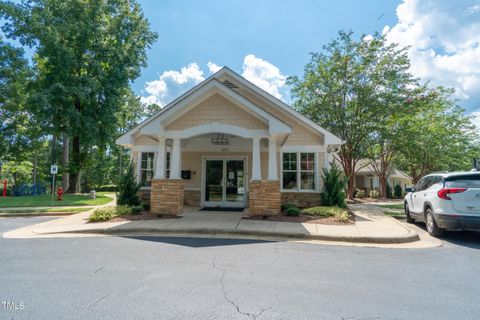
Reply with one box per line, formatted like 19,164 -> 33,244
383,210 -> 406,219
0,207 -> 92,214
0,193 -> 112,208
377,203 -> 404,210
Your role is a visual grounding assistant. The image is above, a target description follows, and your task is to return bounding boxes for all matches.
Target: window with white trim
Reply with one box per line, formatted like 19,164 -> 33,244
140,152 -> 155,187
166,152 -> 171,179
282,152 -> 316,191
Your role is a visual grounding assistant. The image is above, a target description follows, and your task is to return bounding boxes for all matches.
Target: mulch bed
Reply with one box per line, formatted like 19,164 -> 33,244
110,211 -> 181,222
243,211 -> 355,225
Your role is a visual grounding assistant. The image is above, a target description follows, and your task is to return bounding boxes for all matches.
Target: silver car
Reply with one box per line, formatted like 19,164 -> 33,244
404,171 -> 480,236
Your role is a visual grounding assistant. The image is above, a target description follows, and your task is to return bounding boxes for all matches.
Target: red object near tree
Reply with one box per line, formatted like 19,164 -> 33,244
2,180 -> 6,197
57,187 -> 64,201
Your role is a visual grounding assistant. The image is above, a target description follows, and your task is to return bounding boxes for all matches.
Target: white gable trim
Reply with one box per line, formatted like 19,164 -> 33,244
116,67 -> 343,147
165,123 -> 269,139
143,79 -> 291,136
216,67 -> 343,145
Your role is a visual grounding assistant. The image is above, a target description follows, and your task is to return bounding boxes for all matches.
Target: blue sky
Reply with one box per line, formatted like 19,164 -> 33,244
134,0 -> 400,94
135,0 -> 480,127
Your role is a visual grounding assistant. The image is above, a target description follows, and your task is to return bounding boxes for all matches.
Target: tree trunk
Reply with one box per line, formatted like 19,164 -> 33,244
62,132 -> 70,191
51,134 -> 57,164
68,135 -> 81,193
33,153 -> 37,185
379,174 -> 387,198
339,151 -> 356,200
12,172 -> 16,196
118,147 -> 123,183
347,173 -> 355,200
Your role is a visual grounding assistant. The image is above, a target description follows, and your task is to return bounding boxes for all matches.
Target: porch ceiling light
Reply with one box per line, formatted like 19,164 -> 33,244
211,133 -> 229,145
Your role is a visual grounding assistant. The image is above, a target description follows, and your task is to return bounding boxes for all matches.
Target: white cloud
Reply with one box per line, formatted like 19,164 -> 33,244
384,0 -> 480,112
140,63 -> 205,106
241,54 -> 287,100
140,56 -> 289,106
207,61 -> 222,74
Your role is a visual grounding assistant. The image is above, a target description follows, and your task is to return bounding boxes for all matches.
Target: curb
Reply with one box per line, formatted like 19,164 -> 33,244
37,227 -> 420,244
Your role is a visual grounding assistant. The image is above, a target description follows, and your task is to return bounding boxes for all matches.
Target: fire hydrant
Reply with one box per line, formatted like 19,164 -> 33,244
57,187 -> 64,201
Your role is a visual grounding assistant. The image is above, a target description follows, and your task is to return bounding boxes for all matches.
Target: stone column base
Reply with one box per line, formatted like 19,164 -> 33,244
151,179 -> 184,215
248,180 -> 281,216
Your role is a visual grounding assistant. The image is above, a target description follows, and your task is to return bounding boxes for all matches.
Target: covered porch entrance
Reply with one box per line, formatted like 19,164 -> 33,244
202,157 -> 247,208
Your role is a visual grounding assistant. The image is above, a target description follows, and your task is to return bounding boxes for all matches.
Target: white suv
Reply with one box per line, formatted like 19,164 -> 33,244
404,172 -> 480,236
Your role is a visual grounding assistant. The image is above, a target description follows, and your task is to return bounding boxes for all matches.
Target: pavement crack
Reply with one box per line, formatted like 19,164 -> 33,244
219,270 -> 271,320
89,291 -> 112,308
94,267 -> 104,273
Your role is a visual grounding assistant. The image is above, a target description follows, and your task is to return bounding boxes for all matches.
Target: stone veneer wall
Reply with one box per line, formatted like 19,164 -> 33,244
184,190 -> 201,207
248,180 -> 281,215
281,192 -> 321,208
151,179 -> 184,215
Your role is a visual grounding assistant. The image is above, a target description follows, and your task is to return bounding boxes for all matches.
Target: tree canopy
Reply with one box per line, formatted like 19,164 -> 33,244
289,30 -> 479,198
1,0 -> 157,192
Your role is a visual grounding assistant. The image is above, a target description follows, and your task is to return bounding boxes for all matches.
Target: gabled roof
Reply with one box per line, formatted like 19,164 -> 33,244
117,67 -> 343,146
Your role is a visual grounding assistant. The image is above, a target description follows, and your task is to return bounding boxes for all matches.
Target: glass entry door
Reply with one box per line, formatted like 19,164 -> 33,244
204,158 -> 246,208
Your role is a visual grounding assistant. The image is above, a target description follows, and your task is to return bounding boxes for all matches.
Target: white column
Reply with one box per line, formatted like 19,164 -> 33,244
267,136 -> 278,180
324,151 -> 331,170
136,151 -> 142,184
251,137 -> 261,180
170,138 -> 181,179
154,138 -> 166,179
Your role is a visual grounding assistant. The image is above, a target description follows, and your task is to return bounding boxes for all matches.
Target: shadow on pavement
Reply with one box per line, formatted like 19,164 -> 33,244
121,236 -> 274,248
411,222 -> 480,249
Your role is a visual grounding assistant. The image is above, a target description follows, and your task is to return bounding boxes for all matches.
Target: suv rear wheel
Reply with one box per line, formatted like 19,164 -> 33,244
425,207 -> 443,237
405,203 -> 414,223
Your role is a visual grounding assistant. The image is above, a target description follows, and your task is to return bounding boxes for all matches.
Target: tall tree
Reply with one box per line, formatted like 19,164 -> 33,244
395,87 -> 478,183
289,31 -> 414,199
0,36 -> 34,161
1,0 -> 158,192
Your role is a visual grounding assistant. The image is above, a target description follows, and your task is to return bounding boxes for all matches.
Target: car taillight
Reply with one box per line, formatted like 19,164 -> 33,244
437,188 -> 466,200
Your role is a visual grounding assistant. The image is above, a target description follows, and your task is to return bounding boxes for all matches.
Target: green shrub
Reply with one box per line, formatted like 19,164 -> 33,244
98,184 -> 117,192
115,205 -> 133,215
355,189 -> 366,198
284,204 -> 300,216
117,162 -> 141,206
321,162 -> 348,208
142,201 -> 150,211
302,206 -> 349,222
88,207 -> 116,222
88,205 -> 133,222
282,203 -> 297,211
394,184 -> 403,198
386,183 -> 393,199
369,190 -> 380,198
334,210 -> 350,222
131,205 -> 144,214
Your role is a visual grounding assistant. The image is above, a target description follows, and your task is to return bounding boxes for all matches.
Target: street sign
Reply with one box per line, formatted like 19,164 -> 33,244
50,164 -> 58,205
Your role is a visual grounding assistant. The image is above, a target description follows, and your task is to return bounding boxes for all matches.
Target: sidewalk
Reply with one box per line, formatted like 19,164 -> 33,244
3,202 -> 420,244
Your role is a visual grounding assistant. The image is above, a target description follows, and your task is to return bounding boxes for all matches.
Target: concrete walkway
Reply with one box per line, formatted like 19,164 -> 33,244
3,203 -> 419,244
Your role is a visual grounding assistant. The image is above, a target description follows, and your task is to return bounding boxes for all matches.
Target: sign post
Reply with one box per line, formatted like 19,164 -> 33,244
50,164 -> 58,206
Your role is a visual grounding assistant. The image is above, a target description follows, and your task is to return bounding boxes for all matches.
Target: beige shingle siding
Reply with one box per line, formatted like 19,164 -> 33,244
235,89 -> 324,145
134,135 -> 156,145
166,93 -> 268,131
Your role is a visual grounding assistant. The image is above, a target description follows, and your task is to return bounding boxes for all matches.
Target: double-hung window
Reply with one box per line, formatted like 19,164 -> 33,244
282,152 -> 316,191
140,152 -> 155,187
166,152 -> 171,179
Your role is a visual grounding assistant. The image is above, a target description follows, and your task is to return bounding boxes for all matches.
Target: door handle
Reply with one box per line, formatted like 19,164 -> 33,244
423,194 -> 427,197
